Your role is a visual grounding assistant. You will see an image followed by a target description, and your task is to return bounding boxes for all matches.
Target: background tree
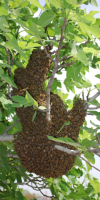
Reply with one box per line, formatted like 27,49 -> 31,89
0,0 -> 100,199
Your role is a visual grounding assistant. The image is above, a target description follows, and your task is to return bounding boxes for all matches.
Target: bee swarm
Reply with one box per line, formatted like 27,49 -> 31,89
13,48 -> 86,178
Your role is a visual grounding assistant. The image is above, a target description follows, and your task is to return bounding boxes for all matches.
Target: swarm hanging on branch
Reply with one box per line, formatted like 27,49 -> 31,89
13,47 -> 87,178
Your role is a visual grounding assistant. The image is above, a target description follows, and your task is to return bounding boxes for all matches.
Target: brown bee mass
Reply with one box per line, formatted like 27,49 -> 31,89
13,48 -> 86,178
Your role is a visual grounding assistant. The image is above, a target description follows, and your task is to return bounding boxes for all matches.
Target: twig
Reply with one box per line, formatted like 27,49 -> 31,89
88,106 -> 100,110
44,46 -> 54,62
58,60 -> 75,69
84,91 -> 100,109
79,155 -> 100,172
56,19 -> 68,63
33,105 -> 47,113
7,153 -> 18,158
3,119 -> 20,135
86,113 -> 94,115
46,18 -> 67,122
83,40 -> 91,45
59,55 -> 73,62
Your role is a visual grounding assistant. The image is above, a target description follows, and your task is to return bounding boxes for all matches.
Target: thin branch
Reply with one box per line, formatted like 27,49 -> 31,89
56,19 -> 67,63
88,106 -> 100,110
79,155 -> 100,172
3,119 -> 20,135
44,46 -> 54,62
84,91 -> 100,109
7,153 -> 18,158
59,55 -> 73,62
58,60 -> 75,69
33,105 -> 47,113
61,43 -> 70,49
46,18 -> 67,122
86,113 -> 94,115
83,40 -> 91,45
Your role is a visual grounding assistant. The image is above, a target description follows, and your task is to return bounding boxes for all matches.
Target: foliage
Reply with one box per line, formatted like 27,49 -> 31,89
0,0 -> 100,199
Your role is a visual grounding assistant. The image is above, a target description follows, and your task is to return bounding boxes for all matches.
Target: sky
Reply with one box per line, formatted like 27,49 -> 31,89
20,0 -> 100,195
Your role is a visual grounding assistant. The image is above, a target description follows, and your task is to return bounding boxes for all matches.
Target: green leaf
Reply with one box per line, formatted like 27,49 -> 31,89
28,0 -> 45,11
4,33 -> 26,59
66,0 -> 77,4
12,95 -> 28,107
86,162 -> 92,172
79,138 -> 97,148
25,90 -> 38,107
0,168 -> 6,180
51,79 -> 58,91
91,0 -> 98,7
45,0 -> 51,8
87,111 -> 100,120
80,126 -> 95,133
84,150 -> 95,164
0,143 -> 7,156
71,40 -> 77,55
47,136 -> 82,147
0,6 -> 8,15
1,155 -> 10,173
57,121 -> 70,134
0,73 -> 17,88
0,16 -> 9,32
77,50 -> 88,66
49,0 -> 61,8
90,178 -> 100,193
95,74 -> 100,79
0,63 -> 13,68
87,101 -> 100,107
17,191 -> 24,200
32,111 -> 37,121
0,110 -> 2,121
0,67 -> 4,74
83,47 -> 100,54
74,156 -> 82,167
96,83 -> 100,90
38,10 -> 55,27
90,120 -> 100,129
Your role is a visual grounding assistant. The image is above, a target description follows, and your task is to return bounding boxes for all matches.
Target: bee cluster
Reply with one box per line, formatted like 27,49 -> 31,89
13,48 -> 86,178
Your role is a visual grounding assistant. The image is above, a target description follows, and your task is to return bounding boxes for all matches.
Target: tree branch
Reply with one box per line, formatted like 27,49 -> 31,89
0,134 -> 14,141
79,155 -> 100,172
3,119 -> 20,135
84,91 -> 100,109
59,55 -> 73,62
55,145 -> 79,156
7,153 -> 18,158
46,18 -> 67,122
58,60 -> 75,69
88,106 -> 100,110
44,46 -> 54,62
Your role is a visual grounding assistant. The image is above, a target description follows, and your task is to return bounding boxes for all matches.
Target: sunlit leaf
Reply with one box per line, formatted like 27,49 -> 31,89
28,0 -> 45,11
38,10 -> 55,27
5,33 -> 26,59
